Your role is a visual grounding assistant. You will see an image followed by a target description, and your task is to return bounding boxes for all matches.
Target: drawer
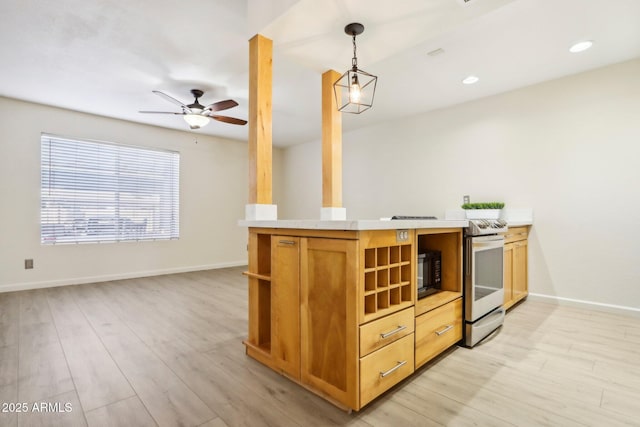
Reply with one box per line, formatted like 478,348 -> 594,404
359,306 -> 414,357
503,226 -> 529,244
360,333 -> 414,407
415,298 -> 462,368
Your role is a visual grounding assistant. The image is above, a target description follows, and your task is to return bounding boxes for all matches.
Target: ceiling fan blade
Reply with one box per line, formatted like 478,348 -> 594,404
139,110 -> 185,115
211,115 -> 247,126
152,90 -> 191,112
204,99 -> 238,113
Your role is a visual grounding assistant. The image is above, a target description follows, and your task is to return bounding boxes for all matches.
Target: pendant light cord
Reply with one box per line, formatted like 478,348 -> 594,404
351,34 -> 358,71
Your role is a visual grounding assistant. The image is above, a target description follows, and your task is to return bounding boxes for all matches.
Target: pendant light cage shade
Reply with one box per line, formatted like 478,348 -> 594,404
334,68 -> 377,114
333,22 -> 377,114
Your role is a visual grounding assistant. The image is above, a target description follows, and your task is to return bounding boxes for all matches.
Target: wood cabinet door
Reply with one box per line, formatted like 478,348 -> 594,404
271,236 -> 301,379
503,243 -> 514,306
300,238 -> 358,409
513,240 -> 528,301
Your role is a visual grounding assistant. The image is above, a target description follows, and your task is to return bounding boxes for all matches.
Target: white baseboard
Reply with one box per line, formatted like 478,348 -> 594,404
0,260 -> 247,293
527,292 -> 640,317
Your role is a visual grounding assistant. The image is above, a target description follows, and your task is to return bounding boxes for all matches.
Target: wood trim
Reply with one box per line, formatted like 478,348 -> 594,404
248,227 -> 358,240
503,226 -> 529,244
245,341 -> 275,368
322,69 -> 342,208
358,229 -> 415,248
416,227 -> 462,235
248,34 -> 273,204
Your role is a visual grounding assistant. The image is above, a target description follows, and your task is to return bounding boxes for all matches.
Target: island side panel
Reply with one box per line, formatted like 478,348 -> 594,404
300,237 -> 359,410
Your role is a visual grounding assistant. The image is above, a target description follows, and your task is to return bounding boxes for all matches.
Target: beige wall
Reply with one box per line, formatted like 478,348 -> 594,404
0,97 -> 282,291
280,58 -> 640,310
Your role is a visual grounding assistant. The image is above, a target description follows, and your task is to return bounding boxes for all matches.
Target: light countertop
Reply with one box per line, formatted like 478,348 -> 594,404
506,220 -> 533,227
238,219 -> 469,231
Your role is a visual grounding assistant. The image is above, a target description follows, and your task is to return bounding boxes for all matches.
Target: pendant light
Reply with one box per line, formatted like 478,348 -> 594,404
334,23 -> 377,114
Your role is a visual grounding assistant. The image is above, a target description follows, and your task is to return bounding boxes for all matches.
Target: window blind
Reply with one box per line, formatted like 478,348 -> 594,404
41,134 -> 180,244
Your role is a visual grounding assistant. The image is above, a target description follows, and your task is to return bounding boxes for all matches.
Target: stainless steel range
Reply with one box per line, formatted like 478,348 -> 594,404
463,219 -> 507,347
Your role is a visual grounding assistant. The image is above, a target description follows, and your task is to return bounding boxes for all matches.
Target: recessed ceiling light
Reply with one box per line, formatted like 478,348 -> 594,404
462,75 -> 479,85
569,40 -> 593,53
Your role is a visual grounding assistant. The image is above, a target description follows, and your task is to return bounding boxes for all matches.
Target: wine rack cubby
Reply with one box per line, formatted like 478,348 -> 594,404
362,243 -> 413,323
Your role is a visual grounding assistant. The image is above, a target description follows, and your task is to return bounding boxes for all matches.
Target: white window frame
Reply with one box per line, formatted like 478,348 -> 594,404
40,133 -> 180,244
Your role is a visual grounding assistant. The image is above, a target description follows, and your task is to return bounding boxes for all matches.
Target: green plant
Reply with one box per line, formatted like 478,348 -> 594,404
461,202 -> 505,210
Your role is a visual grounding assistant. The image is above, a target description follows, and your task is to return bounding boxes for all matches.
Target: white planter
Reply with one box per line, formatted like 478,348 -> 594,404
465,209 -> 501,220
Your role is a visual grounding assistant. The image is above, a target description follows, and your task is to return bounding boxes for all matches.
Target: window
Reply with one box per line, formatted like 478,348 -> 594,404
41,134 -> 179,244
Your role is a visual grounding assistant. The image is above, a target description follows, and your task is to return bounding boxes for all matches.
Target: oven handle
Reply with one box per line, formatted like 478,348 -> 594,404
466,240 -> 471,276
472,237 -> 504,250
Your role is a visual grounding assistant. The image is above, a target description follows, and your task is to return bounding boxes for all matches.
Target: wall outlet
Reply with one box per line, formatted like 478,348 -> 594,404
25,259 -> 34,269
396,230 -> 409,242
463,195 -> 470,204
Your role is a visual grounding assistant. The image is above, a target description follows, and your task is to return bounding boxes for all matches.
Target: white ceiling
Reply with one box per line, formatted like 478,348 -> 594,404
1,0 -> 639,147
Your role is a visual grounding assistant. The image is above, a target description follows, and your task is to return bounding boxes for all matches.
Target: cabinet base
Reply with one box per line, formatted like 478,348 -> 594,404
504,292 -> 528,310
244,340 -> 356,412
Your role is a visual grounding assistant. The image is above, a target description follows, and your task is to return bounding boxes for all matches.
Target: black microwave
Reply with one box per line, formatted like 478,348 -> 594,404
417,250 -> 441,299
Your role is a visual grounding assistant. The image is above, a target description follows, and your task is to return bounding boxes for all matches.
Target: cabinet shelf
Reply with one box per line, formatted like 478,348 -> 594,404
363,261 -> 411,273
242,271 -> 272,281
415,290 -> 462,317
362,300 -> 413,324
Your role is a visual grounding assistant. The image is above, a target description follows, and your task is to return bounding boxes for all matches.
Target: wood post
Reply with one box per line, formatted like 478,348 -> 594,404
248,34 -> 273,205
322,70 -> 343,208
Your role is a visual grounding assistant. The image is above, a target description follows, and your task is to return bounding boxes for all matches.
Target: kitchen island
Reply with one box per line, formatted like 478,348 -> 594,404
239,219 -> 467,411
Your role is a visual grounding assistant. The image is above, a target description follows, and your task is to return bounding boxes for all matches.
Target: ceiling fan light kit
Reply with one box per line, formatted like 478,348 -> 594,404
184,114 -> 210,129
139,89 -> 247,130
334,22 -> 377,114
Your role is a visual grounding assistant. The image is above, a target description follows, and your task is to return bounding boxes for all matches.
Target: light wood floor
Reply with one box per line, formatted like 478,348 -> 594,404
1,267 -> 639,427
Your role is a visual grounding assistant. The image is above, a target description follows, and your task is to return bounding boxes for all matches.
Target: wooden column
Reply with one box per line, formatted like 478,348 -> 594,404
248,34 -> 273,205
322,70 -> 342,208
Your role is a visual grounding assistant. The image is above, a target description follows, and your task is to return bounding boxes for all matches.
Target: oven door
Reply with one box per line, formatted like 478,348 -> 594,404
465,235 -> 504,322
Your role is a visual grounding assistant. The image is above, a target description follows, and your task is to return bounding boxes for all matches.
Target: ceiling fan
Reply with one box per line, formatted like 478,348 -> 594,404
140,89 -> 247,129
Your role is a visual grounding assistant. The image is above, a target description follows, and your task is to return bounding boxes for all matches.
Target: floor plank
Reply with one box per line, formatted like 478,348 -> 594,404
18,291 -> 74,404
0,293 -> 19,349
198,418 -> 229,427
16,390 -> 86,427
149,340 -> 301,427
1,267 -> 639,426
84,396 -> 156,427
45,288 -> 136,412
73,285 -> 216,427
0,383 -> 18,427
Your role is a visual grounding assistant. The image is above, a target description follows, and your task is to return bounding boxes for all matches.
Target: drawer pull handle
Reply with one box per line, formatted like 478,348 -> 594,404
435,325 -> 454,336
380,325 -> 407,339
279,240 -> 296,245
380,360 -> 407,378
